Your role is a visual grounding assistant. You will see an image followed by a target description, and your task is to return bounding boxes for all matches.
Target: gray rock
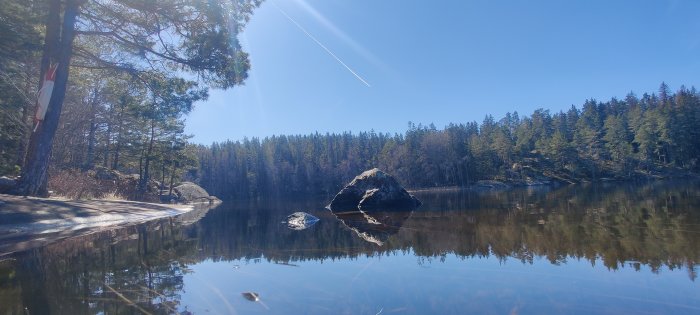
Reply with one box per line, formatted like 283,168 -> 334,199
92,166 -> 120,180
242,292 -> 260,302
525,177 -> 551,186
285,212 -> 320,230
473,180 -> 510,189
172,182 -> 213,204
207,195 -> 222,203
328,168 -> 421,212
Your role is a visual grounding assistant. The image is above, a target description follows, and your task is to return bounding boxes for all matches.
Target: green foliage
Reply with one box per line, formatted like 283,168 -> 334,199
603,115 -> 632,168
76,0 -> 261,89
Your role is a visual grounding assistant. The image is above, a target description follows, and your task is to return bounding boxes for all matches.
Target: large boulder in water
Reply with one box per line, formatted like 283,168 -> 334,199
328,168 -> 421,212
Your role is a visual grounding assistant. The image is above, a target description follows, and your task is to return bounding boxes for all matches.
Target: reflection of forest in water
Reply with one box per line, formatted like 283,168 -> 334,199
1,180 -> 699,313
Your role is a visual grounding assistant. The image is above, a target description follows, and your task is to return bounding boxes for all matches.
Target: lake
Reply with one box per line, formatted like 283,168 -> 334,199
1,180 -> 699,314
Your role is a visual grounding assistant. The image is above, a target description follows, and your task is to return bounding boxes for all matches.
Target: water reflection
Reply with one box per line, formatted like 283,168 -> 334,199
0,180 -> 699,313
333,211 -> 412,246
285,212 -> 320,231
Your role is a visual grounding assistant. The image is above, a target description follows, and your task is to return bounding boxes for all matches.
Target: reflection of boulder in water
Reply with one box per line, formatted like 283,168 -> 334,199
328,168 -> 421,212
173,203 -> 219,225
333,211 -> 412,246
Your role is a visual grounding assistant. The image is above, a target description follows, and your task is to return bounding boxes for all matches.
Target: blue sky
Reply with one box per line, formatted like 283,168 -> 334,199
185,0 -> 700,144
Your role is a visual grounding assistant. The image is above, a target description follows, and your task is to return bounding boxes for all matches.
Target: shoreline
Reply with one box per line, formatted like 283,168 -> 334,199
0,194 -> 202,257
407,175 -> 700,193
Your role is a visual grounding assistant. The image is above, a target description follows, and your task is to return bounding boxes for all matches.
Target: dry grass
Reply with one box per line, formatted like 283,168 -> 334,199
48,168 -> 163,202
45,194 -> 72,201
49,169 -> 126,200
48,169 -> 108,200
101,191 -> 127,201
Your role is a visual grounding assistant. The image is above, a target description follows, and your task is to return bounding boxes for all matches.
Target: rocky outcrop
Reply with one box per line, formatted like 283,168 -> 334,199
92,166 -> 121,181
82,167 -> 161,201
328,168 -> 421,212
473,180 -> 510,189
84,167 -> 221,203
172,182 -> 220,204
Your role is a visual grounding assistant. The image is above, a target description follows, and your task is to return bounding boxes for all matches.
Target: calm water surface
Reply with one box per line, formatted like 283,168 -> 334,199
1,181 -> 699,314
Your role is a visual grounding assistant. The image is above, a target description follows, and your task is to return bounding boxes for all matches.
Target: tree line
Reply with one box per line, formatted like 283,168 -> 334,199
193,83 -> 700,199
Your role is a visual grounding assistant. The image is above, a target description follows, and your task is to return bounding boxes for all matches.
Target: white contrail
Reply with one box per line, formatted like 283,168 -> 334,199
292,0 -> 384,68
271,1 -> 371,87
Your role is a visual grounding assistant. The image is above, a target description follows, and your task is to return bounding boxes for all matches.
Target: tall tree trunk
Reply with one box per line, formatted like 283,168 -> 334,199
140,118 -> 156,196
138,148 -> 144,179
14,0 -> 83,196
112,100 -> 126,169
84,86 -> 99,170
18,0 -> 61,195
160,160 -> 166,198
85,118 -> 97,169
102,105 -> 112,168
168,160 -> 177,197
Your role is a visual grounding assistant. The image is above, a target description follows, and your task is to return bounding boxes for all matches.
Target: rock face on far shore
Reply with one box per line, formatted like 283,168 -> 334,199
172,182 -> 221,204
328,168 -> 421,212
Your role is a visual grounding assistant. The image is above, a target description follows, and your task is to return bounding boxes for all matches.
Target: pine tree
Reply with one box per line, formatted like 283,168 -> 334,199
603,115 -> 633,174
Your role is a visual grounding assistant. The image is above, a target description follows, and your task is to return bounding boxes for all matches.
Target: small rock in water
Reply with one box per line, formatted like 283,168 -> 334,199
285,212 -> 320,230
242,292 -> 260,302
